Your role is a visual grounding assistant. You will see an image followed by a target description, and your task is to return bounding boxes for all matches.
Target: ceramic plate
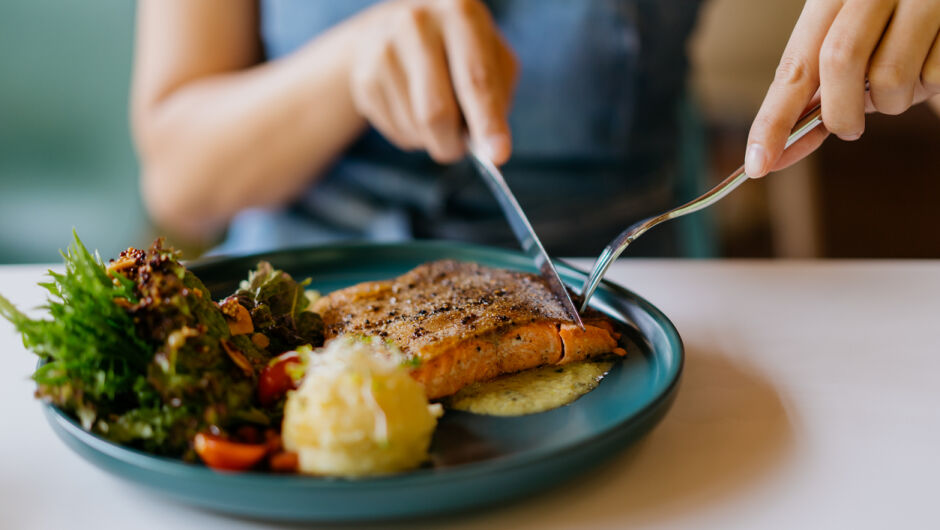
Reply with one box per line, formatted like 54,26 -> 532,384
43,241 -> 683,522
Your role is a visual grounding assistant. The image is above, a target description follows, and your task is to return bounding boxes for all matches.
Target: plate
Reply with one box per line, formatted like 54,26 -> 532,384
43,241 -> 683,522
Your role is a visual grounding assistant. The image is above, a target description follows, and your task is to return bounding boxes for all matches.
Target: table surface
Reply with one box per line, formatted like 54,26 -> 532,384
2,260 -> 939,530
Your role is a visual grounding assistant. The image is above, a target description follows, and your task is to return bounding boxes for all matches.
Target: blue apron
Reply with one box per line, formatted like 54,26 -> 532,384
216,0 -> 703,257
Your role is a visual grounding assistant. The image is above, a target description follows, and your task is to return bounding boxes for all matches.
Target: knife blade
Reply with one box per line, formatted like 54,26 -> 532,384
466,140 -> 585,329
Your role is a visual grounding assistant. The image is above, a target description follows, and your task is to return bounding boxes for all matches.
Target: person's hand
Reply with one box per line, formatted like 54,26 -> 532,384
350,0 -> 517,165
746,0 -> 940,178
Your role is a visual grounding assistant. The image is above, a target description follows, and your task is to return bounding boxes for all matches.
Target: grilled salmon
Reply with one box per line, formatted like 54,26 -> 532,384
312,260 -> 626,399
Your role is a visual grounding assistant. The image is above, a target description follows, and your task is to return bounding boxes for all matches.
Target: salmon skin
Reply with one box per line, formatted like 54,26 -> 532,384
312,260 -> 626,398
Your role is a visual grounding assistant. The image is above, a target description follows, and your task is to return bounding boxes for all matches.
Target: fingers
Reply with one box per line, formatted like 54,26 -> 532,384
440,0 -> 513,164
868,1 -> 940,115
351,42 -> 421,150
770,92 -> 831,172
746,0 -> 842,178
770,126 -> 830,172
923,31 -> 940,93
393,7 -> 464,163
382,49 -> 424,150
819,0 -> 896,141
747,0 -> 933,180
495,33 -> 520,106
351,0 -> 514,165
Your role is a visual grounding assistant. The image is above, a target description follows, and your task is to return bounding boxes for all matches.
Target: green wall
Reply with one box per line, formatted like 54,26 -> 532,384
0,1 -> 149,263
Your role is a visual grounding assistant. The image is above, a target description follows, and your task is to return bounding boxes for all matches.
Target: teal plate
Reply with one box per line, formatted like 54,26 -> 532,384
43,241 -> 683,522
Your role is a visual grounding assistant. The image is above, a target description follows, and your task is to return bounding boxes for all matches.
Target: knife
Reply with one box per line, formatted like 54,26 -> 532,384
466,140 -> 585,329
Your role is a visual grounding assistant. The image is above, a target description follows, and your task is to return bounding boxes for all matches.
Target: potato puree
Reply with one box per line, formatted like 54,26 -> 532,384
445,360 -> 615,416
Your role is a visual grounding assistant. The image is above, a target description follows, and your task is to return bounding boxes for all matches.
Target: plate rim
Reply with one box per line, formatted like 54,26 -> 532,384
42,240 -> 684,489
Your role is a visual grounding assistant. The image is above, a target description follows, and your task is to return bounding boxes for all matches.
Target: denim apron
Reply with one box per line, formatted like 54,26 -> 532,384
216,0 -> 703,257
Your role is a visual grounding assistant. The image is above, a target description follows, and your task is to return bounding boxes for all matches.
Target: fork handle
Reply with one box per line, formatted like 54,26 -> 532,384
785,104 -> 823,150
577,102 -> 825,312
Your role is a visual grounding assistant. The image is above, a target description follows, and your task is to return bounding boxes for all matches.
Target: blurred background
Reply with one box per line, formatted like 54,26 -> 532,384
0,0 -> 937,263
0,1 -> 146,262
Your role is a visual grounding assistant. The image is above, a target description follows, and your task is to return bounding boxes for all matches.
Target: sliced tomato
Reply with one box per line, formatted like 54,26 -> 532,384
194,432 -> 268,471
257,351 -> 303,407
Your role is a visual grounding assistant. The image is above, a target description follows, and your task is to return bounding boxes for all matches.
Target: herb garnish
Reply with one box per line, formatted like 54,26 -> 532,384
0,233 -> 324,459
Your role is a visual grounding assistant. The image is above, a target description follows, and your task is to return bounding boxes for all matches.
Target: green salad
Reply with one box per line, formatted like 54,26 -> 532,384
0,233 -> 324,465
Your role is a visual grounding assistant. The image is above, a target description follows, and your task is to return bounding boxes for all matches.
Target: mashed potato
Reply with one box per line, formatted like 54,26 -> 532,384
282,336 -> 442,477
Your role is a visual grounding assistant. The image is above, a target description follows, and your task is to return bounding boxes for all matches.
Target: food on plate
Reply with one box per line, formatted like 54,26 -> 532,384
312,260 -> 626,398
257,349 -> 305,407
0,233 -> 323,461
193,431 -> 270,471
446,359 -> 615,416
232,261 -> 324,354
282,336 -> 442,477
0,234 -> 626,476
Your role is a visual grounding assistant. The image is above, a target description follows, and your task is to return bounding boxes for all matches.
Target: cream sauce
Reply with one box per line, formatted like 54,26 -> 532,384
445,360 -> 615,416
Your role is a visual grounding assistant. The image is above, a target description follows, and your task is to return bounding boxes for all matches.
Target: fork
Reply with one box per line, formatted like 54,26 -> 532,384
578,103 -> 825,312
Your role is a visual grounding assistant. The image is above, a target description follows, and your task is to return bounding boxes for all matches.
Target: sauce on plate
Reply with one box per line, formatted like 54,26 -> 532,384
445,360 -> 615,416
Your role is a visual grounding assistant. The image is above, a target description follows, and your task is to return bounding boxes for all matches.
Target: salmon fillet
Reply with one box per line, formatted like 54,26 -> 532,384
312,260 -> 625,398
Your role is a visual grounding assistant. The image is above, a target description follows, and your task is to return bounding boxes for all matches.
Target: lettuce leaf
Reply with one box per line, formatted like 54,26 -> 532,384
235,261 -> 324,353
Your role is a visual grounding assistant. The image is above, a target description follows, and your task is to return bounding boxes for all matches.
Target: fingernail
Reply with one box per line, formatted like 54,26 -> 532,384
839,132 -> 862,141
745,143 -> 768,178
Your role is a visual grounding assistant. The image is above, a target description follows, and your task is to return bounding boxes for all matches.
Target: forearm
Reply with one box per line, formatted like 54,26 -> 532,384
134,19 -> 368,242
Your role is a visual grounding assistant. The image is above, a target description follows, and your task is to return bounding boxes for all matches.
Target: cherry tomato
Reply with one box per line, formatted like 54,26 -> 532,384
269,451 -> 299,473
257,351 -> 302,407
194,432 -> 268,471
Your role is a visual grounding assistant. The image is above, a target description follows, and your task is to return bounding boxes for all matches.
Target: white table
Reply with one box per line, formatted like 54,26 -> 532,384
2,260 -> 940,530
